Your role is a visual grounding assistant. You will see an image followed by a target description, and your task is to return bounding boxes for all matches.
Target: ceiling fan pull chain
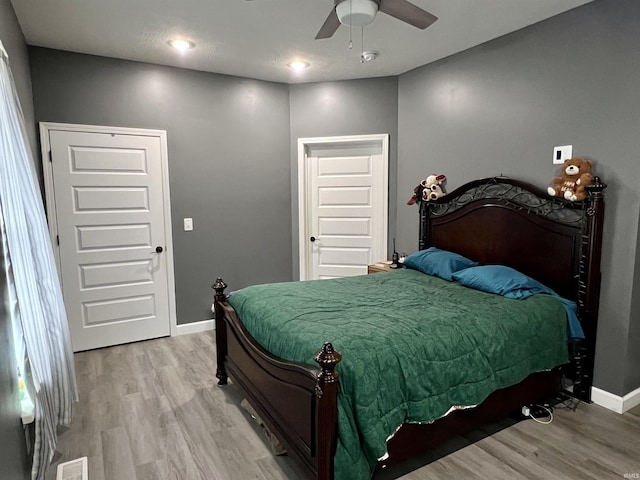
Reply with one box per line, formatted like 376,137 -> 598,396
349,0 -> 353,49
360,26 -> 365,63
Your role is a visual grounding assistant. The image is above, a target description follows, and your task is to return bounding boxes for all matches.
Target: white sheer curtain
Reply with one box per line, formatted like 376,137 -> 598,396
0,40 -> 78,479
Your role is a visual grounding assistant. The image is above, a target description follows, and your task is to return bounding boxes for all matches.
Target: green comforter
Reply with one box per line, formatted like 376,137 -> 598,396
227,268 -> 568,480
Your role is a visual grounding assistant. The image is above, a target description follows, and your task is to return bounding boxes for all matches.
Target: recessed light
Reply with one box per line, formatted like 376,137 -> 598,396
288,61 -> 310,72
168,39 -> 195,51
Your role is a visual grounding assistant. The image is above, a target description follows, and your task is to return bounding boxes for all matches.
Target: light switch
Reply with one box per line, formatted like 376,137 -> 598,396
553,145 -> 573,165
183,218 -> 193,231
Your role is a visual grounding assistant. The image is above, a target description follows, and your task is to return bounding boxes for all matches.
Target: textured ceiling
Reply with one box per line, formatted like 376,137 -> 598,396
11,0 -> 593,84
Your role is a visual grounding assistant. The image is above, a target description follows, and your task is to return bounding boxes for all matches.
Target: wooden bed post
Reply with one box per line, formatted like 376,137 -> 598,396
575,176 -> 606,401
212,277 -> 228,385
314,342 -> 342,480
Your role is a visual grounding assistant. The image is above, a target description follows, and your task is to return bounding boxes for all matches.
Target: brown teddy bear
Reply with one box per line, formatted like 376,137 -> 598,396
547,158 -> 593,202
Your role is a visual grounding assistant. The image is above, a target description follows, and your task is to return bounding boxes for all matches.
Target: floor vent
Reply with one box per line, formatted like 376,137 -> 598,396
56,457 -> 88,480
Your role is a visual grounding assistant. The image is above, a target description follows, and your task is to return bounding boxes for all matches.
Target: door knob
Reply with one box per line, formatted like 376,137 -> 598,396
310,236 -> 316,242
151,246 -> 164,254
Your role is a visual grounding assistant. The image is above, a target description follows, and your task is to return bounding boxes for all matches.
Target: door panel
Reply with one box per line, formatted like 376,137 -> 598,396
318,186 -> 371,206
82,295 -> 155,326
79,260 -> 153,288
73,186 -> 150,211
318,217 -> 371,236
76,224 -> 151,250
49,129 -> 172,351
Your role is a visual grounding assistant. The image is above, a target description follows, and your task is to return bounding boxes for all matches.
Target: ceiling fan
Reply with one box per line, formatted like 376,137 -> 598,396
315,0 -> 438,39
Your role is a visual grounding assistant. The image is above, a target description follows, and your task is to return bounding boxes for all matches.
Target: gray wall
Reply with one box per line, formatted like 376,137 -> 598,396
397,0 -> 640,396
289,78 -> 399,278
29,49 -> 292,324
0,0 -> 34,478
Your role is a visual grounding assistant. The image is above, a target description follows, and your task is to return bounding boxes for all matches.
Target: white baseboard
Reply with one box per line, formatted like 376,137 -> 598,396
175,319 -> 215,336
591,386 -> 640,414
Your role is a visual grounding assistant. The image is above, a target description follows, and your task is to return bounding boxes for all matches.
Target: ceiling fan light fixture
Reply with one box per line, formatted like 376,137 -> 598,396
336,0 -> 378,27
361,51 -> 378,62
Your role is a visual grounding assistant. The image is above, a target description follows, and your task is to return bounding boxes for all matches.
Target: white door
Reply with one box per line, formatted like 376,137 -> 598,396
298,135 -> 389,280
42,125 -> 175,351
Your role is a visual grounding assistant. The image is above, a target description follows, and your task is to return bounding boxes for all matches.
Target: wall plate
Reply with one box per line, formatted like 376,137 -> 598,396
553,145 -> 573,165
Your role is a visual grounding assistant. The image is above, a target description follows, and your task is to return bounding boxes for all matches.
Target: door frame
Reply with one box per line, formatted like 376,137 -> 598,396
297,134 -> 389,281
39,122 -> 179,337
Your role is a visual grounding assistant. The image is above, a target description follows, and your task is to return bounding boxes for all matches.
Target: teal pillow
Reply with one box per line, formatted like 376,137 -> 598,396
404,247 -> 478,281
452,265 -> 585,341
451,265 -> 550,299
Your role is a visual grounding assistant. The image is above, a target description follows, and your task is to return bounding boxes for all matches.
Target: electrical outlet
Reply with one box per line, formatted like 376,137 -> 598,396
553,145 -> 573,165
183,217 -> 193,231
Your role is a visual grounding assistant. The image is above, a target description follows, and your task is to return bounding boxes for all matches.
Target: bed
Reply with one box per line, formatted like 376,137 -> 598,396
212,176 -> 606,480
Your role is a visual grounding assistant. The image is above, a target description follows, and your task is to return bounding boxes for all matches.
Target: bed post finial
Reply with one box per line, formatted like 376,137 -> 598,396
213,277 -> 228,295
585,176 -> 606,199
212,277 -> 228,385
314,342 -> 342,387
314,342 -> 341,480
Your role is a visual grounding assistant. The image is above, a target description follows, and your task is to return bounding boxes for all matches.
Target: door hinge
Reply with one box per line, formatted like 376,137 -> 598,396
48,150 -> 52,162
56,235 -> 59,246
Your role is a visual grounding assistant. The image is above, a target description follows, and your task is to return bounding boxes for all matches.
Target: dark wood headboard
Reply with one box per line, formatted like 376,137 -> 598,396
418,176 -> 606,402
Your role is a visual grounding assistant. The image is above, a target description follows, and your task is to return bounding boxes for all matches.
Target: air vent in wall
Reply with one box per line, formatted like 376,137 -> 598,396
56,457 -> 88,480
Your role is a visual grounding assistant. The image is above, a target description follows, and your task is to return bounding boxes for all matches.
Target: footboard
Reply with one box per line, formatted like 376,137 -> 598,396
212,278 -> 339,480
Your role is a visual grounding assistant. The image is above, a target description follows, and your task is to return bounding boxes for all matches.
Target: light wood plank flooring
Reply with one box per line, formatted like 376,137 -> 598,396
47,332 -> 640,480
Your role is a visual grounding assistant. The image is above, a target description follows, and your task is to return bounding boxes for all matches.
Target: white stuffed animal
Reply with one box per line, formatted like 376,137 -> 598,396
421,174 -> 446,201
407,174 -> 447,204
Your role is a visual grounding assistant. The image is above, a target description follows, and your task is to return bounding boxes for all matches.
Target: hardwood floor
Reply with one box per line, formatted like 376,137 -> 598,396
47,332 -> 640,480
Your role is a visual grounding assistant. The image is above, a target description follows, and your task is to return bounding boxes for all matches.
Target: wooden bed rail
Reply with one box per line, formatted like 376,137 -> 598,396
212,277 -> 341,480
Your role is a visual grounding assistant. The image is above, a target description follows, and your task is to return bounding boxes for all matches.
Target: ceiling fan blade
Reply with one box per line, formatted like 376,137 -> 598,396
379,0 -> 438,29
315,8 -> 341,39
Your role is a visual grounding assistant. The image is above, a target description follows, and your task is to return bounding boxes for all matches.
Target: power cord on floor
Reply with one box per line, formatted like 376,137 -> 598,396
529,404 -> 553,424
521,403 -> 554,424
